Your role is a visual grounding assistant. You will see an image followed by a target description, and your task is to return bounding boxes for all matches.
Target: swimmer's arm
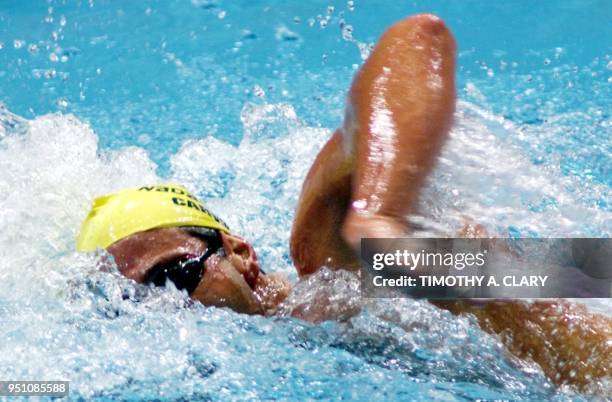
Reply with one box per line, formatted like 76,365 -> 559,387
290,129 -> 358,276
435,299 -> 612,389
291,14 -> 456,276
340,14 -> 456,249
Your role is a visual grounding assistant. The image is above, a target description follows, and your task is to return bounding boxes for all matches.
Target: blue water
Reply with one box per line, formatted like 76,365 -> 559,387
0,0 -> 610,400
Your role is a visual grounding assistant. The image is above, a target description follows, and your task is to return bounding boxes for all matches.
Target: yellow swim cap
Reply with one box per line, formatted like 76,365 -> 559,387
76,184 -> 230,251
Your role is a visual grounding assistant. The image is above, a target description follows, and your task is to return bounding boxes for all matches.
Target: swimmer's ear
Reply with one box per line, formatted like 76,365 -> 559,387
218,231 -> 260,279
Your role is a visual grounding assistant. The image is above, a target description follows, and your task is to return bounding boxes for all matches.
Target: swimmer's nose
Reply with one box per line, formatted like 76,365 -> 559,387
218,231 -> 261,289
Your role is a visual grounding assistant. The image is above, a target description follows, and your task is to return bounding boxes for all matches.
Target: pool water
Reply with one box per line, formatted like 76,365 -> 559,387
0,0 -> 610,400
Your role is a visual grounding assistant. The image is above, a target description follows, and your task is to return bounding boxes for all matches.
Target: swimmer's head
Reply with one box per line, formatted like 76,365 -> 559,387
77,184 -> 289,314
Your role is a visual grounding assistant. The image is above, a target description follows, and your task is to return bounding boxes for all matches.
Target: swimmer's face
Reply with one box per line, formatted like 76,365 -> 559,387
106,227 -> 281,314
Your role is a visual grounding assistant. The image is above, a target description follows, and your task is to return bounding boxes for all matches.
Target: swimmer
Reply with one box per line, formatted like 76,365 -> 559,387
77,15 -> 610,390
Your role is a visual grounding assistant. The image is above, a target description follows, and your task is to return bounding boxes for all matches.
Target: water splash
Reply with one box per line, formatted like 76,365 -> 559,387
0,99 -> 608,399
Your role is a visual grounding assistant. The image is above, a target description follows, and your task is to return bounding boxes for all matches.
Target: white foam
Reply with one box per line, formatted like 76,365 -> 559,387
0,100 -> 609,398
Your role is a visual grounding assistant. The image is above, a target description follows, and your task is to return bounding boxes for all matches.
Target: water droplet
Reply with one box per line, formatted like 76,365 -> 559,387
240,29 -> 256,40
275,25 -> 300,42
341,24 -> 353,41
13,40 -> 25,49
252,85 -> 265,98
56,98 -> 68,109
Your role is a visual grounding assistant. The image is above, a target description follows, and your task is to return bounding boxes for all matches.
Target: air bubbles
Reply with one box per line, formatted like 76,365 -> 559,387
217,10 -> 226,19
0,41 -> 3,50
606,61 -> 612,71
327,5 -> 335,14
293,16 -> 301,24
145,7 -> 152,15
543,58 -> 551,65
59,15 -> 67,27
96,68 -> 102,75
347,0 -> 355,11
13,40 -> 25,49
49,52 -> 59,62
487,68 -> 494,77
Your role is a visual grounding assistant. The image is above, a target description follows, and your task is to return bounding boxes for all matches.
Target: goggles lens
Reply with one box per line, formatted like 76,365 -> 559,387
143,230 -> 222,294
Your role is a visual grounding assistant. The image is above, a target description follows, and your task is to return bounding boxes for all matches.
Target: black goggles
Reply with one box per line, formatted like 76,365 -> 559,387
143,228 -> 223,295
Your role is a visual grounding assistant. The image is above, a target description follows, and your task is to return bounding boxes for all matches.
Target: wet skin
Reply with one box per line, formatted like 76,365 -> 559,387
108,227 -> 289,315
290,14 -> 610,389
291,14 -> 456,275
103,14 -> 609,389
